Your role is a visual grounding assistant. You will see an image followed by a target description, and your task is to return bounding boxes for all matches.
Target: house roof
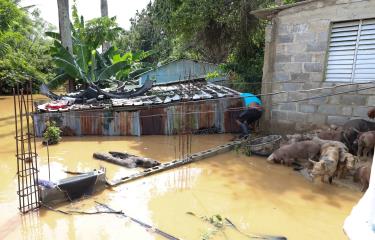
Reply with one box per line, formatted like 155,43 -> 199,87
251,0 -> 320,19
38,80 -> 240,112
110,80 -> 240,108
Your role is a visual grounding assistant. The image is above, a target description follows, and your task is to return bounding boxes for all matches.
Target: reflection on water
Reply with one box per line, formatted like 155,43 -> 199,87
0,96 -> 361,240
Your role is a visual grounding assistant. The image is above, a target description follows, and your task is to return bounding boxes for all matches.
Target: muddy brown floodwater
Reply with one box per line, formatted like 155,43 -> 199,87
0,95 -> 361,240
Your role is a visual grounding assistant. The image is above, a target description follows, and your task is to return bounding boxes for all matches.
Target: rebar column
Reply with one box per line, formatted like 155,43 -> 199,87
13,82 -> 40,213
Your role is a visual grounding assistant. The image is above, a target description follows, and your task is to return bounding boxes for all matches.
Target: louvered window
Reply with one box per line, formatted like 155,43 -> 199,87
326,19 -> 375,82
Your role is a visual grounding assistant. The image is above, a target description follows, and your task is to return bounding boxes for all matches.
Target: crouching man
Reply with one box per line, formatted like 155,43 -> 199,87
236,93 -> 263,138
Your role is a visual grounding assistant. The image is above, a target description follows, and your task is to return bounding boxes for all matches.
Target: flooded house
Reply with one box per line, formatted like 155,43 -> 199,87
253,0 -> 375,132
34,79 -> 243,137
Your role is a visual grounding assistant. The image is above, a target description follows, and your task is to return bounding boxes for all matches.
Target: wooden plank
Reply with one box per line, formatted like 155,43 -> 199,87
108,139 -> 244,186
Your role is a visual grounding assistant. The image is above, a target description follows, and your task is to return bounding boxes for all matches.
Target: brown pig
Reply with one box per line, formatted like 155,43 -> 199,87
317,129 -> 343,142
335,152 -> 357,179
267,140 -> 321,166
354,164 -> 372,192
368,107 -> 375,119
357,131 -> 375,159
310,145 -> 340,184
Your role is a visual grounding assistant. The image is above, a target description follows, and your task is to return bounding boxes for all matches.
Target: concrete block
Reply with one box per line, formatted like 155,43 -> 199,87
317,32 -> 329,42
321,82 -> 335,88
292,23 -> 309,33
287,111 -> 308,122
278,24 -> 292,34
291,73 -> 310,81
285,43 -> 306,54
353,106 -> 370,117
328,95 -> 341,104
294,32 -> 316,42
308,113 -> 326,124
312,53 -> 326,63
368,96 -> 375,106
288,92 -> 308,101
272,83 -> 283,92
299,104 -> 317,113
303,82 -> 320,90
293,54 -> 313,62
275,63 -> 302,72
304,63 -> 323,72
334,85 -> 357,93
320,88 -> 332,94
278,34 -> 294,43
318,105 -> 341,115
306,41 -> 328,52
280,103 -> 297,111
341,106 -> 353,116
358,83 -> 375,94
271,110 -> 288,121
282,83 -> 303,91
327,116 -> 349,126
310,72 -> 324,81
275,54 -> 292,63
309,96 -> 328,105
272,94 -> 288,102
341,95 -> 367,105
273,72 -> 290,81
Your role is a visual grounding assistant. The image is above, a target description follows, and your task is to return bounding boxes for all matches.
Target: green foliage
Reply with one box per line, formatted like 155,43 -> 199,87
283,0 -> 297,4
206,71 -> 220,80
122,0 -> 275,93
114,2 -> 171,64
0,0 -> 55,94
47,2 -> 151,88
43,121 -> 61,145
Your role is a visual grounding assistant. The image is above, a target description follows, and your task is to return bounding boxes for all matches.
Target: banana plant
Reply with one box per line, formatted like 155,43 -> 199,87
49,39 -> 130,86
46,30 -> 152,87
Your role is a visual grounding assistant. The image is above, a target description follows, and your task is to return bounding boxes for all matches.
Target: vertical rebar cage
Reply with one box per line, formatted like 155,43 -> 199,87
13,82 -> 40,213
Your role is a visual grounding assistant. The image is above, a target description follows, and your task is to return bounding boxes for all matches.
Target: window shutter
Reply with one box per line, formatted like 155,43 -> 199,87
354,19 -> 375,82
326,19 -> 375,82
326,21 -> 359,82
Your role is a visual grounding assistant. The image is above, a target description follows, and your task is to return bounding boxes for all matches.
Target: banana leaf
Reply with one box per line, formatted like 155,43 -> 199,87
97,61 -> 130,82
45,31 -> 61,40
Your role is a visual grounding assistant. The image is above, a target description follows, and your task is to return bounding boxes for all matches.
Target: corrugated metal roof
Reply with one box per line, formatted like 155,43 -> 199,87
112,81 -> 239,107
38,80 -> 240,113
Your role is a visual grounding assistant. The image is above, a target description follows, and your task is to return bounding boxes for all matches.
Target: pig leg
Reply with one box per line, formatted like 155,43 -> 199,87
363,147 -> 369,160
321,175 -> 325,183
329,176 -> 333,184
361,181 -> 369,192
357,143 -> 363,158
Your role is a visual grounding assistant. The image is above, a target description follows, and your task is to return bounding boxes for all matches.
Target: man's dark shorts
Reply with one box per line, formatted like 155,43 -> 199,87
237,108 -> 262,124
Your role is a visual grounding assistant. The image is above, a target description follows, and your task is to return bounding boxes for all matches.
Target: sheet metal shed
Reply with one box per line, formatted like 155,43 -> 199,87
137,59 -> 227,85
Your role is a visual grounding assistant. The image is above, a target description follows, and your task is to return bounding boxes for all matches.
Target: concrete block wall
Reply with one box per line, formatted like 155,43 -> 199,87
262,0 -> 375,133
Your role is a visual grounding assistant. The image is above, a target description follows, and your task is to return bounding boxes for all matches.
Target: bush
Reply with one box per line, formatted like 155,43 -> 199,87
43,121 -> 61,145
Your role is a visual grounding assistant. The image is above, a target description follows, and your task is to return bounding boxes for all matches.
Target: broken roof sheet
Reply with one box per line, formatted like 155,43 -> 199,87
111,80 -> 240,107
38,80 -> 240,112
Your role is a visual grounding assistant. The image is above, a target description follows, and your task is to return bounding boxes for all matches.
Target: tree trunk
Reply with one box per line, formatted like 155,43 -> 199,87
57,0 -> 74,92
100,0 -> 110,52
101,0 -> 108,17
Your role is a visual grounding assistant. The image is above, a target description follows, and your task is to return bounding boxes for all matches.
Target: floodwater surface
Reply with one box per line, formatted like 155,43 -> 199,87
0,95 -> 361,240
